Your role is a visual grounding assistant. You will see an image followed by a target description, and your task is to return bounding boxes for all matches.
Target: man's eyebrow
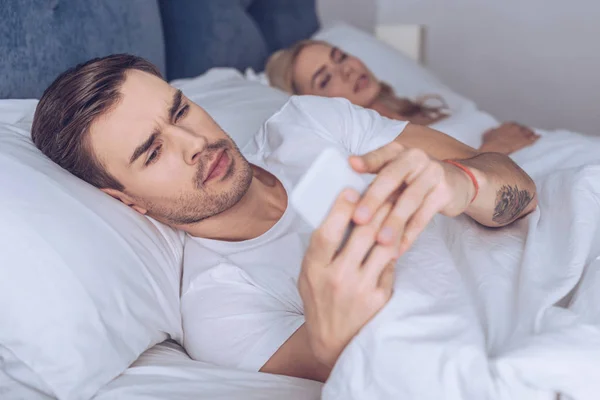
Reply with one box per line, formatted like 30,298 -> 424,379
310,65 -> 327,89
168,89 -> 183,121
129,131 -> 158,165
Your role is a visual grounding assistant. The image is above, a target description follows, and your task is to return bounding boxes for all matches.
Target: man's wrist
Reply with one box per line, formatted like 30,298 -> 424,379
312,341 -> 341,368
308,332 -> 345,368
442,161 -> 477,212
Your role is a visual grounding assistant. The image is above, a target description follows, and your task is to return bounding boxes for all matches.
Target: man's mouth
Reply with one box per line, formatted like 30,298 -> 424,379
203,148 -> 229,183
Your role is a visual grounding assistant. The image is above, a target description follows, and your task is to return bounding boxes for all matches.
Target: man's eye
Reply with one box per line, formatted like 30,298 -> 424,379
319,75 -> 331,89
145,145 -> 162,166
175,105 -> 189,122
339,52 -> 348,62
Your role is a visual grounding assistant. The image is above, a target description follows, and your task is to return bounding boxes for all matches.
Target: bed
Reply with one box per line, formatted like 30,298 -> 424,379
2,1 -> 600,399
0,340 -> 321,400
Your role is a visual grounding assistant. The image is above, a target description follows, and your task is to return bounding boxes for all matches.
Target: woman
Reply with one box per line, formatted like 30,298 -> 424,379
266,39 -> 540,155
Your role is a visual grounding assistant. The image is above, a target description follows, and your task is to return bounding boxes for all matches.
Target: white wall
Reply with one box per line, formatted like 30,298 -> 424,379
319,0 -> 600,135
317,0 -> 376,33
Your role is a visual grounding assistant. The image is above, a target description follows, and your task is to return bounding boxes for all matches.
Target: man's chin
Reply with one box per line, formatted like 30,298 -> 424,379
143,156 -> 253,230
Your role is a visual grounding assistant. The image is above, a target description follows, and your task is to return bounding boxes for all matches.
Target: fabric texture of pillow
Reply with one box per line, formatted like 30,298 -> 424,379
0,0 -> 165,99
0,113 -> 184,399
171,68 -> 290,149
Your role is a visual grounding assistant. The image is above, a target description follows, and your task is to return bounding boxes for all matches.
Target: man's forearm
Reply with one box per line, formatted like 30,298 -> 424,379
454,152 -> 537,227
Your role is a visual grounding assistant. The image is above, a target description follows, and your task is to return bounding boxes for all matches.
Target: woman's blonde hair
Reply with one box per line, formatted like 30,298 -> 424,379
266,39 -> 326,94
265,40 -> 448,122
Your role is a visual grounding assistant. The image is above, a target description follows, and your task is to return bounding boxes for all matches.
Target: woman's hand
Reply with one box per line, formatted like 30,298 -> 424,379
479,122 -> 540,155
299,190 -> 396,368
349,141 -> 475,255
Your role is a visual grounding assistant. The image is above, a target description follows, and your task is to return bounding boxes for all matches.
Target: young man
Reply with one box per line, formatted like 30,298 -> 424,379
31,54 -> 536,383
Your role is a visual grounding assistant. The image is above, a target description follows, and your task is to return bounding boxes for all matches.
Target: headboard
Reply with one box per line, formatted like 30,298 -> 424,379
0,0 -> 319,99
159,0 -> 319,82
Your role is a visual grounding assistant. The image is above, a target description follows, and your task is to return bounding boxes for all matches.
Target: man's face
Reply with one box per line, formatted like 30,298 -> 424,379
89,70 -> 252,227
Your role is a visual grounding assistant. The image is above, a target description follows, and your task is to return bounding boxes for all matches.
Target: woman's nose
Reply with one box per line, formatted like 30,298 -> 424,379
338,62 -> 354,80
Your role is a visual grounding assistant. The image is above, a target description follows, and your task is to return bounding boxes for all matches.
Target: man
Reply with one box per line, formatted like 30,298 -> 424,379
31,54 -> 536,382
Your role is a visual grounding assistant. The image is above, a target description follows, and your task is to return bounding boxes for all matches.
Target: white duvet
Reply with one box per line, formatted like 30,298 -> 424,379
322,111 -> 600,400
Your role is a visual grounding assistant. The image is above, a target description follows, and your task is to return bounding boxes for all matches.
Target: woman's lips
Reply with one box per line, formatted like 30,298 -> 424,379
354,74 -> 369,93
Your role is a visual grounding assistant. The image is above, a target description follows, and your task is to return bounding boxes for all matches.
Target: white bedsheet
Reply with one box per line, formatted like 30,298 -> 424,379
3,341 -> 320,400
322,123 -> 600,399
430,106 -> 600,182
93,341 -> 320,400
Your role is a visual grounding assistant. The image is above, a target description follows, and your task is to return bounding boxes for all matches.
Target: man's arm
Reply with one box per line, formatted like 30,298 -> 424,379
260,325 -> 331,382
261,124 -> 537,382
261,193 -> 397,383
392,123 -> 537,227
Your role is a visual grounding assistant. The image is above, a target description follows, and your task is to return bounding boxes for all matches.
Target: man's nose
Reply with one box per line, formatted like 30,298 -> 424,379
166,125 -> 208,166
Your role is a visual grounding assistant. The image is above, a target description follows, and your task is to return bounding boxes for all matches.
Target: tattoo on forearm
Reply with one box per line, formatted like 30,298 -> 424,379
493,185 -> 533,224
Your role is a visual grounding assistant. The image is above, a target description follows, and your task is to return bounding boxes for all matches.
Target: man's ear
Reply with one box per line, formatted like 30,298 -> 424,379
101,188 -> 148,215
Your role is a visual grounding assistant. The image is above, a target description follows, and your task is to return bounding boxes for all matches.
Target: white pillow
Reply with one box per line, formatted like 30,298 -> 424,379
171,68 -> 290,149
0,116 -> 184,399
314,23 -> 476,113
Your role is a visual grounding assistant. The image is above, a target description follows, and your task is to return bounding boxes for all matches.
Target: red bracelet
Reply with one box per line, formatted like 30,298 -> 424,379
442,159 -> 479,204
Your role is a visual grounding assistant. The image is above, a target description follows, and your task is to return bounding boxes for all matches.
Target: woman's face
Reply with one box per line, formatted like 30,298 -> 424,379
292,43 -> 381,107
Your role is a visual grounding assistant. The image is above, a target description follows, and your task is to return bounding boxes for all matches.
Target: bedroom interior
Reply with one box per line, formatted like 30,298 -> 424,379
1,1 -> 600,399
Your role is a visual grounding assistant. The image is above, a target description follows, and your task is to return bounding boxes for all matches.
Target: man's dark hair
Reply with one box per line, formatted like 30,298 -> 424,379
31,54 -> 162,190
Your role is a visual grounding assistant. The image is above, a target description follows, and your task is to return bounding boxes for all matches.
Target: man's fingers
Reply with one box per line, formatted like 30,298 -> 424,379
377,261 -> 396,293
377,163 -> 439,245
398,189 -> 446,255
349,141 -> 404,174
337,201 -> 392,267
353,148 -> 429,225
308,189 -> 360,264
361,244 -> 398,286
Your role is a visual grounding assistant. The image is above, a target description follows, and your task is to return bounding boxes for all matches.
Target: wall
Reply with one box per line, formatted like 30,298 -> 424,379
317,0 -> 376,33
319,0 -> 600,135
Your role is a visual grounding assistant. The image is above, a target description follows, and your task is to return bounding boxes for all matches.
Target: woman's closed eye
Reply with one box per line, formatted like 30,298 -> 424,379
319,74 -> 331,89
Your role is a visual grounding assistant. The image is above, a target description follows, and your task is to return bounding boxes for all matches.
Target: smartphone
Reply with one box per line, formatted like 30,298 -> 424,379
291,147 -> 373,229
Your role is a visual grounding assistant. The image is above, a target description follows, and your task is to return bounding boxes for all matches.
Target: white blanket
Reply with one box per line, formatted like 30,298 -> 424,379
94,341 -> 320,400
323,119 -> 600,399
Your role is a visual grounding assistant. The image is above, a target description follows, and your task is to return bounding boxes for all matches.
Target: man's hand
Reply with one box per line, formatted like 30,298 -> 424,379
480,122 -> 540,155
349,141 -> 475,256
299,189 -> 396,368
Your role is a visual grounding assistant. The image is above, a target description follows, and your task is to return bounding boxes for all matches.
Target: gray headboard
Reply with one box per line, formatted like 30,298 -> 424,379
0,0 -> 319,99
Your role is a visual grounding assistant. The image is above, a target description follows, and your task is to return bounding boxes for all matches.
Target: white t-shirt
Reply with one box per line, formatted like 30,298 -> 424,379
181,95 -> 408,371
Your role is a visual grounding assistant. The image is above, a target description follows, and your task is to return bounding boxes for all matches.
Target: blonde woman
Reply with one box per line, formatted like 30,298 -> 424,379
266,40 -> 540,155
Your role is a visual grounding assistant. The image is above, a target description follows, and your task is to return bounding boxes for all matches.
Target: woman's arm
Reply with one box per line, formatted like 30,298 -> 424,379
478,122 -> 540,155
